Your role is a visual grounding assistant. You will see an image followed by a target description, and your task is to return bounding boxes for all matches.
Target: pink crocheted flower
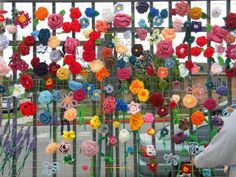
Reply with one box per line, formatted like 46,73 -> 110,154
156,40 -> 174,59
128,101 -> 140,115
103,96 -> 117,114
81,140 -> 99,157
117,68 -> 131,80
136,28 -> 148,41
48,14 -> 63,30
173,19 -> 183,32
203,98 -> 217,111
64,37 -> 79,55
226,45 -> 236,60
107,136 -> 117,146
144,113 -> 154,123
113,13 -> 131,28
95,20 -> 110,33
217,45 -> 225,54
175,0 -> 190,16
207,25 -> 228,43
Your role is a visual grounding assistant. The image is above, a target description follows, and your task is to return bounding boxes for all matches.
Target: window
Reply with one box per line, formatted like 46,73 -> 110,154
211,76 -> 227,90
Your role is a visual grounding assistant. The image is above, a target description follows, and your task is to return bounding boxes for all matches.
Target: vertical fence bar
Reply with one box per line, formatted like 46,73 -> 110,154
32,2 -> 37,177
0,1 -> 3,129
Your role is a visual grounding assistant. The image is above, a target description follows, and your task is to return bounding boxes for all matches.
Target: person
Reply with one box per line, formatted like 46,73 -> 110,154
193,110 -> 236,177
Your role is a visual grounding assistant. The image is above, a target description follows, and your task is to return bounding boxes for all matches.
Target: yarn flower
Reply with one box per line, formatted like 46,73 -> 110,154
203,98 -> 217,111
226,45 -> 236,60
90,60 -> 104,73
57,67 -> 70,80
129,79 -> 144,95
129,112 -> 144,131
104,85 -> 114,94
20,101 -> 37,116
183,94 -> 198,109
216,85 -> 228,96
48,14 -> 63,30
128,101 -> 140,115
91,89 -> 101,102
103,96 -> 117,114
81,140 -> 99,157
14,11 -> 31,29
35,7 -> 49,21
40,111 -> 52,125
73,89 -> 86,102
63,131 -> 75,141
95,20 -> 110,33
116,99 -> 128,112
144,113 -> 154,123
45,142 -> 59,154
175,43 -> 190,59
83,82 -> 95,96
59,141 -> 71,154
161,28 -> 176,41
117,68 -> 131,80
113,13 -> 131,28
188,7 -> 202,20
95,67 -> 110,82
38,90 -> 53,105
119,129 -> 130,143
136,28 -> 148,41
60,92 -> 77,110
48,36 -> 61,49
149,92 -> 164,107
90,116 -> 101,129
191,111 -> 205,126
175,0 -> 189,16
64,108 -> 77,121
12,84 -> 25,98
138,88 -> 149,102
42,161 -> 59,176
107,136 -> 117,146
20,74 -> 33,90
156,40 -> 174,59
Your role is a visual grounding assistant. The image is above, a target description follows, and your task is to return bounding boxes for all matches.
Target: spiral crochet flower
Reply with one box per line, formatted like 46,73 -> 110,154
38,90 -> 53,105
116,99 -> 128,112
138,88 -> 149,102
156,40 -> 174,59
50,50 -> 61,62
207,25 -> 228,43
113,13 -> 131,28
48,14 -> 63,30
81,140 -> 99,157
64,37 -> 79,55
175,0 -> 189,16
103,96 -> 117,114
136,28 -> 148,41
57,67 -> 70,80
40,111 -> 52,125
119,129 -> 130,143
95,20 -> 110,33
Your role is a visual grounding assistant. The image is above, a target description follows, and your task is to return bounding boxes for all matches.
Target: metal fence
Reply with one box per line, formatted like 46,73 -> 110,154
0,0 -> 235,177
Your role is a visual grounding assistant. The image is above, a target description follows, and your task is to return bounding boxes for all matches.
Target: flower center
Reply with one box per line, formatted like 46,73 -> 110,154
18,14 -> 26,23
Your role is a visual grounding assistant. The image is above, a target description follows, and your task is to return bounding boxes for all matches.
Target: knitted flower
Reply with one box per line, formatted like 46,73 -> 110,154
101,8 -> 114,23
183,94 -> 198,109
149,92 -> 164,107
80,140 -> 99,157
12,84 -> 25,98
119,129 -> 130,143
226,45 -> 236,60
64,108 -> 77,121
20,101 -> 37,116
113,13 -> 131,28
175,0 -> 189,16
203,98 -> 217,111
156,40 -> 174,59
17,42 -> 30,56
45,76 -> 54,90
95,20 -> 110,33
48,14 -> 63,30
129,112 -> 144,131
59,141 -> 71,154
116,99 -> 128,112
63,131 -> 75,141
136,28 -> 148,41
90,116 -> 101,129
79,17 -> 90,29
101,47 -> 113,59
73,89 -> 86,102
60,92 -> 77,110
224,12 -> 236,30
207,25 -> 228,43
70,7 -> 82,19
129,79 -> 144,95
128,101 -> 140,115
57,67 -> 70,80
144,113 -> 154,123
117,68 -> 130,80
95,67 -> 110,82
157,67 -> 168,79
48,36 -> 60,49
69,61 -> 82,75
189,7 -> 202,20
104,84 -> 114,94
113,121 -> 120,128
45,142 -> 59,154
103,96 -> 117,114
38,28 -> 51,45
35,7 -> 49,21
107,136 -> 117,146
138,88 -> 149,102
225,33 -> 235,45
161,28 -> 176,41
14,11 -> 31,29
191,111 -> 205,125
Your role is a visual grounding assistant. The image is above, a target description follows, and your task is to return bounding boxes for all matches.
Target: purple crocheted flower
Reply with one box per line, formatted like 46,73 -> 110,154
172,132 -> 186,144
191,21 -> 202,33
216,85 -> 228,96
226,45 -> 236,60
212,116 -> 224,127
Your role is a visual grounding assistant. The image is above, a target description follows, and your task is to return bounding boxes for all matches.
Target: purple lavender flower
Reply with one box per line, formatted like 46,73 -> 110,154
28,136 -> 37,151
16,139 -> 24,159
191,21 -> 202,33
3,134 -> 9,149
3,120 -> 10,135
4,140 -> 11,155
16,127 -> 24,145
7,97 -> 12,114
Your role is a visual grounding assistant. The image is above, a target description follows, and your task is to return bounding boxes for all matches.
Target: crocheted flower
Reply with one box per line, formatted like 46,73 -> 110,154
95,20 -> 110,33
6,24 -> 17,34
224,12 -> 236,30
42,161 -> 59,176
116,43 -> 128,54
204,47 -> 214,58
175,43 -> 189,59
146,65 -> 155,77
57,67 -> 70,80
48,14 -> 63,30
68,80 -> 82,91
149,92 -> 164,107
44,76 -> 53,90
225,33 -> 235,45
189,7 -> 202,20
211,7 -> 221,18
116,99 -> 128,112
0,57 -> 11,75
144,113 -> 154,123
79,17 -> 90,29
216,85 -> 228,96
132,44 -> 144,57
59,141 -> 71,154
101,8 -> 114,23
173,132 -> 186,144
196,36 -> 208,47
63,131 -> 75,141
113,121 -> 120,128
191,111 -> 205,126
98,124 -> 109,135
83,82 -> 95,96
203,98 -> 217,111
39,111 -> 52,125
114,2 -> 124,13
136,28 -> 148,41
20,74 -> 33,90
191,46 -> 201,57
153,16 -> 164,27
90,60 -> 104,73
14,11 -> 31,29
64,108 -> 77,121
90,115 -> 101,129
172,19 -> 183,32
35,7 -> 49,21
157,67 -> 168,79
12,84 -> 25,98
38,90 -> 53,105
138,88 -> 149,102
119,129 -> 130,143
191,21 -> 202,33
73,88 -> 86,102
50,50 -> 61,62
129,112 -> 144,131
157,106 -> 168,117
107,136 -> 117,146
45,142 -> 59,154
128,101 -> 140,115
48,36 -> 60,49
212,116 -> 224,127
179,64 -> 189,78
183,94 -> 198,109
136,0 -> 149,14
226,45 -> 236,60
38,28 -> 51,45
52,89 -> 61,101
104,84 -> 114,94
207,25 -> 228,43
95,67 -> 110,82
103,96 -> 117,114
69,61 -> 82,75
85,8 -> 97,18
18,42 -> 30,56
64,37 -> 79,55
113,13 -> 131,28
161,28 -> 176,41
156,40 -> 174,59
129,79 -> 144,95
60,92 -> 77,110
20,101 -> 37,116
83,49 -> 95,62
81,140 -> 99,157
48,62 -> 60,76
175,0 -> 189,16
178,119 -> 190,131
117,68 -> 130,80
0,34 -> 9,51
70,7 -> 82,19
0,85 -> 6,95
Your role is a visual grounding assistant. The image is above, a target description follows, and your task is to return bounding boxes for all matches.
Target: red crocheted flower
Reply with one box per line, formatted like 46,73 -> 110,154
73,89 -> 87,102
204,46 -> 214,58
24,35 -> 35,46
20,101 -> 37,116
225,67 -> 236,78
83,40 -> 95,50
48,62 -> 60,76
45,76 -> 54,90
225,12 -> 236,30
175,43 -> 189,59
146,65 -> 155,77
71,20 -> 81,32
169,101 -> 177,109
62,22 -> 71,33
69,61 -> 82,75
20,74 -> 33,90
191,46 -> 201,57
196,36 -> 208,47
89,31 -> 101,41
31,57 -> 40,68
149,92 -> 164,108
185,60 -> 194,70
83,49 -> 95,62
203,98 -> 217,110
64,55 -> 75,65
117,68 -> 131,80
103,96 -> 117,114
70,7 -> 82,20
101,47 -> 113,59
18,42 -> 30,56
157,106 -> 168,117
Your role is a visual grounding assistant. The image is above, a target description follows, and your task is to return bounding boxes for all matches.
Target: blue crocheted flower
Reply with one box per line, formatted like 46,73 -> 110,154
160,9 -> 168,19
138,19 -> 147,28
79,17 -> 90,29
68,80 -> 83,91
0,85 -> 6,94
52,89 -> 61,101
117,58 -> 126,68
116,99 -> 128,112
85,8 -> 95,18
31,30 -> 39,40
165,58 -> 175,69
127,147 -> 134,154
153,16 -> 164,27
129,55 -> 137,65
160,127 -> 169,137
83,82 -> 95,96
191,21 -> 203,33
39,111 -> 52,125
38,28 -> 51,46
149,7 -> 159,17
91,89 -> 100,102
38,90 -> 53,105
104,85 -> 114,94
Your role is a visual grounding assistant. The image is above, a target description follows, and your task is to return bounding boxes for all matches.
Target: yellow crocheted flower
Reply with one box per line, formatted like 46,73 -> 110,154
57,67 -> 70,80
63,131 -> 75,141
161,28 -> 176,41
116,43 -> 128,54
138,88 -> 149,102
113,121 -> 120,128
64,107 -> 77,121
129,112 -> 144,131
90,116 -> 101,129
189,7 -> 202,20
48,36 -> 61,49
129,79 -> 144,95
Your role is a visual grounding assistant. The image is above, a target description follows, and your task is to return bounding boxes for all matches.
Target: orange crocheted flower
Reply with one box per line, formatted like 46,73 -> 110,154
95,20 -> 111,33
183,94 -> 198,109
101,47 -> 113,59
35,7 -> 49,21
157,67 -> 168,79
129,112 -> 144,131
129,79 -> 144,95
95,67 -> 110,82
80,69 -> 89,78
191,111 -> 205,125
